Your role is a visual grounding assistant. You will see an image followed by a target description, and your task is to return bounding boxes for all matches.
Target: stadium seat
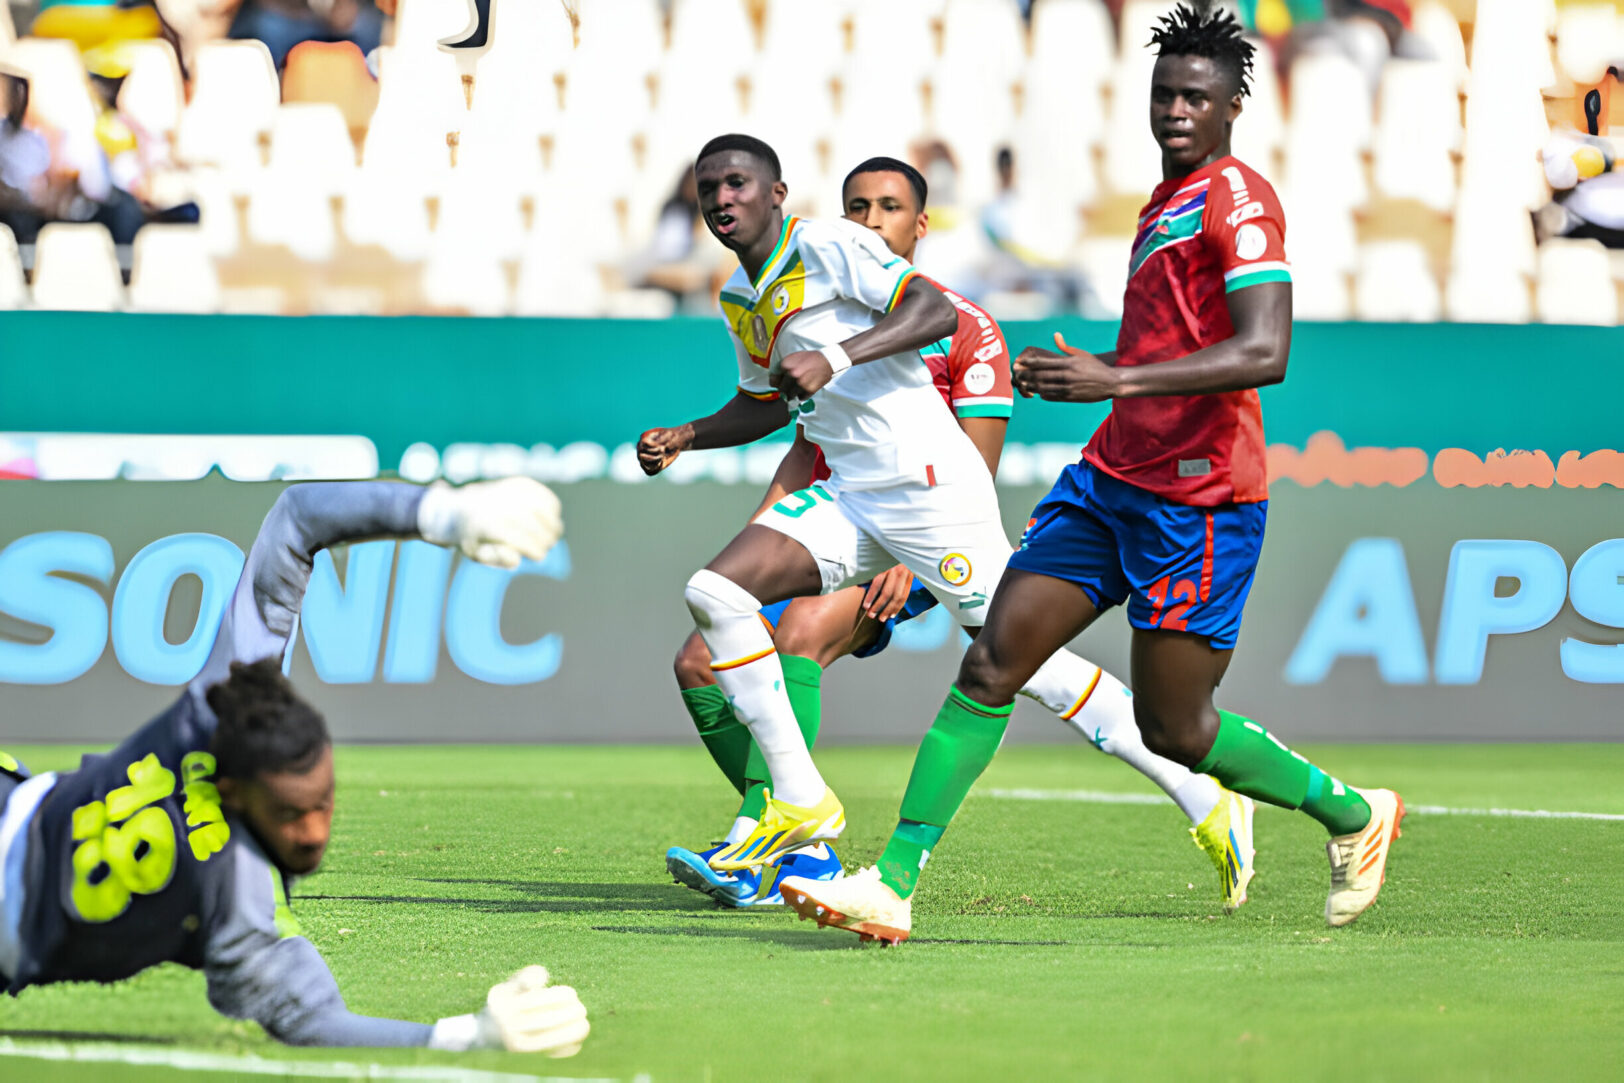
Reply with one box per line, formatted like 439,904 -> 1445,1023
1290,267 -> 1353,321
1453,183 -> 1537,278
603,287 -> 678,319
268,103 -> 358,194
247,179 -> 338,262
1288,53 -> 1373,153
930,61 -> 1016,210
1014,80 -> 1101,215
482,0 -> 574,72
115,39 -> 185,144
281,41 -> 380,135
668,0 -> 757,68
422,241 -> 514,316
128,225 -> 221,313
514,238 -> 608,316
371,46 -> 467,140
1554,4 -> 1622,86
1536,239 -> 1618,325
941,0 -> 1026,91
343,165 -> 433,259
1102,54 -> 1165,195
187,41 -> 281,135
1117,0 -> 1166,58
1073,236 -> 1131,318
0,224 -> 25,310
1282,190 -> 1358,274
1445,265 -> 1532,324
573,0 -> 664,75
850,0 -> 938,81
1409,2 -> 1467,91
1373,60 -> 1459,211
0,2 -> 13,47
434,169 -> 527,262
1028,0 -> 1113,91
1229,36 -> 1283,175
467,45 -> 562,139
362,117 -> 453,189
31,223 -> 125,312
761,0 -> 844,74
1469,0 -> 1557,95
188,169 -> 244,256
1353,241 -> 1441,321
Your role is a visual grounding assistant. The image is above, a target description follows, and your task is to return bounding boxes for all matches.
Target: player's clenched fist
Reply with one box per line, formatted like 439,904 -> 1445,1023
417,477 -> 563,569
1013,332 -> 1121,403
430,965 -> 590,1056
637,425 -> 693,475
772,349 -> 836,399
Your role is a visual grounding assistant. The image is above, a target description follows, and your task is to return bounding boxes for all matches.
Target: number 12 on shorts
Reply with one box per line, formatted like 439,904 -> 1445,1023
1146,575 -> 1199,632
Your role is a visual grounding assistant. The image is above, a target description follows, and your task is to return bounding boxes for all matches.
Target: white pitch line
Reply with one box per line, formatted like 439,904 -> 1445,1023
0,1038 -> 638,1083
981,788 -> 1624,822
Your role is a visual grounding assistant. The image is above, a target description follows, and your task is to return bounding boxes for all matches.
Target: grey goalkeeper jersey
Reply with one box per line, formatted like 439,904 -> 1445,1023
6,483 -> 436,1046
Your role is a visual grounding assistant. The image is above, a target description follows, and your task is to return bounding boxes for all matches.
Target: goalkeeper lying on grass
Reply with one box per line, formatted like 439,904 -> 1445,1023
0,478 -> 589,1055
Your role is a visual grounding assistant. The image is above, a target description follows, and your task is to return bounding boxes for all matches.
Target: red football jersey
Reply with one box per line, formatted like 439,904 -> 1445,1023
1081,156 -> 1290,506
811,275 -> 1012,481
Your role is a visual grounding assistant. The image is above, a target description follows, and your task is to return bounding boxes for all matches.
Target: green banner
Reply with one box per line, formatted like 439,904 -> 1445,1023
1,315 -> 1615,465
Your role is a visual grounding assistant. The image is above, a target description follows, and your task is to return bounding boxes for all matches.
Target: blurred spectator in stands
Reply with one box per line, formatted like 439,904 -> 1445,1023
909,138 -> 995,299
1239,0 -> 1424,91
0,63 -> 191,244
227,0 -> 384,70
979,146 -> 1092,315
26,0 -> 165,51
1536,78 -> 1624,249
626,168 -> 716,307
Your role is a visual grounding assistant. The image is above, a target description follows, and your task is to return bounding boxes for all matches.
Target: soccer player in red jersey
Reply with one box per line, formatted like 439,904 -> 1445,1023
782,2 -> 1402,939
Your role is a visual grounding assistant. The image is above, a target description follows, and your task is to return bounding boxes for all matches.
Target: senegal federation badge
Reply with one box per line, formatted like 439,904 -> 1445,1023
939,553 -> 973,587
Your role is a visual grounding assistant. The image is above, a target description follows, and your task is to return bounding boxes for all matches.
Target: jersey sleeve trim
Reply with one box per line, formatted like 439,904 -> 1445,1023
738,384 -> 780,401
1224,262 -> 1292,292
884,270 -> 920,312
952,397 -> 1014,419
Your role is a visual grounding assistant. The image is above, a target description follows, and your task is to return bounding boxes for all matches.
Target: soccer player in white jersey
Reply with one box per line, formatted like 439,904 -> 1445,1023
660,155 -> 1251,912
638,135 -> 1255,910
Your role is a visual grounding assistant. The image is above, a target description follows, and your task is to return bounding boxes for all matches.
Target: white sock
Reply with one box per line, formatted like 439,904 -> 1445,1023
685,570 -> 827,806
724,816 -> 757,846
1020,649 -> 1222,825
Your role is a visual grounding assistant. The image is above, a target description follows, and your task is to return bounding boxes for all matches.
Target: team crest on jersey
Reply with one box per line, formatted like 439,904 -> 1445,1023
939,553 -> 973,586
718,228 -> 808,368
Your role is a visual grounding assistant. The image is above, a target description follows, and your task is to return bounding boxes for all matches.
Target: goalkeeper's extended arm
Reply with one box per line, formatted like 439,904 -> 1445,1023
189,479 -> 562,696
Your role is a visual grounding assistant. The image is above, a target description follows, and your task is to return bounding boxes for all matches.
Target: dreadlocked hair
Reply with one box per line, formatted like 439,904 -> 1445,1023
1148,1 -> 1255,98
207,657 -> 330,781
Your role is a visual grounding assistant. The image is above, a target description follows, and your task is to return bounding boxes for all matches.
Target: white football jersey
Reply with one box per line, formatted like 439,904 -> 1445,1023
718,216 -> 988,491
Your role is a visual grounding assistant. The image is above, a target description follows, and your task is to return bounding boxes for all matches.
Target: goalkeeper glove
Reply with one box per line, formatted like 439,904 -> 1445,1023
417,477 -> 563,569
428,966 -> 589,1056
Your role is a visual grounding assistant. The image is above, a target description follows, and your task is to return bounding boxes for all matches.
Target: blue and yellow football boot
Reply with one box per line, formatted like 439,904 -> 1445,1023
666,844 -> 763,908
760,843 -> 844,905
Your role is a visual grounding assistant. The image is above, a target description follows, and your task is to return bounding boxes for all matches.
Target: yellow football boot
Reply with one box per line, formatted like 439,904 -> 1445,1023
707,787 -> 846,871
1190,786 -> 1256,912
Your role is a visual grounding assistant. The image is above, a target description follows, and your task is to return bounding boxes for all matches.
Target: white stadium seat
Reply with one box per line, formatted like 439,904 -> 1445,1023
187,41 -> 280,135
1102,54 -> 1162,195
129,226 -> 222,314
1555,4 -> 1624,85
1353,241 -> 1440,321
1229,36 -> 1283,173
0,224 -> 26,310
1410,2 -> 1468,90
31,223 -> 125,312
1029,0 -> 1113,90
1536,239 -> 1618,325
422,241 -> 514,316
268,104 -> 357,194
1445,266 -> 1531,324
941,0 -> 1027,91
1373,60 -> 1460,211
116,39 -> 186,142
1290,267 -> 1353,321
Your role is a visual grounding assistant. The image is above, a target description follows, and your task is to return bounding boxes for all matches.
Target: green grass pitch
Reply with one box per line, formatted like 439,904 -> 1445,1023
1,743 -> 1621,1082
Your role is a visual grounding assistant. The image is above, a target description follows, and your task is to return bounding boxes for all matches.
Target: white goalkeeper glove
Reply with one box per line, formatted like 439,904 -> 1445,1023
417,478 -> 563,570
428,966 -> 590,1056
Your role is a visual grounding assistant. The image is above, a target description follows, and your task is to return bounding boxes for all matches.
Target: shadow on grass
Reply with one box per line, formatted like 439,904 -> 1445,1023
0,1029 -> 175,1045
302,879 -> 703,914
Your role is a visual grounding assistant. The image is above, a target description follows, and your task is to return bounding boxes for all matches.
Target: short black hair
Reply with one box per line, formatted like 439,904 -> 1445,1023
695,133 -> 782,181
1149,1 -> 1255,98
842,156 -> 928,212
207,658 -> 331,781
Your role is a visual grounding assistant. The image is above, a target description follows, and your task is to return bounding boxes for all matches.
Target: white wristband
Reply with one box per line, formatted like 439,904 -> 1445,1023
428,1013 -> 483,1051
820,343 -> 852,375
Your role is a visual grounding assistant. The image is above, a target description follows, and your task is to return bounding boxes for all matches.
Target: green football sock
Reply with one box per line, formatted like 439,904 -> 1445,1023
877,820 -> 945,900
876,686 -> 1013,898
1194,710 -> 1371,836
738,655 -> 824,819
681,685 -> 750,796
1302,764 -> 1374,836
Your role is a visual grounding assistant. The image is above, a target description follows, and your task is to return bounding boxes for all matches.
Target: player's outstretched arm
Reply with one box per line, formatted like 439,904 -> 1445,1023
1014,284 -> 1291,402
637,391 -> 790,475
775,279 -> 959,399
191,479 -> 563,694
205,844 -> 588,1053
